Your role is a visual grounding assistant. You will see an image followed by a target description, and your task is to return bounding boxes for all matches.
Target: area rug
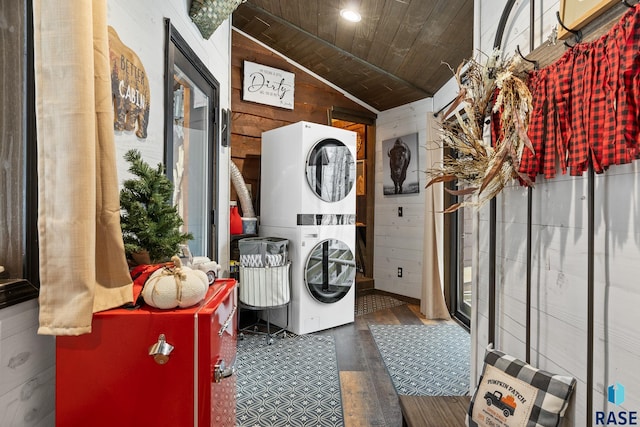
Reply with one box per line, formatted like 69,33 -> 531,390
355,293 -> 406,316
236,333 -> 344,426
369,323 -> 470,396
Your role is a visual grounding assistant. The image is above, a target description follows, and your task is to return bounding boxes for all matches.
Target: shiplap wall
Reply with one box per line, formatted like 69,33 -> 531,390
472,1 -> 640,425
0,300 -> 55,426
374,98 -> 433,299
373,68 -> 462,300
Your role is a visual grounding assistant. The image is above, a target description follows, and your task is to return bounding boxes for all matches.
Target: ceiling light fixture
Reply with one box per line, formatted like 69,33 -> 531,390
340,8 -> 361,23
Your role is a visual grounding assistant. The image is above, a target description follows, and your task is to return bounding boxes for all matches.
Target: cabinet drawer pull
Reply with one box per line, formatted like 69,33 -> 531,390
214,355 -> 236,383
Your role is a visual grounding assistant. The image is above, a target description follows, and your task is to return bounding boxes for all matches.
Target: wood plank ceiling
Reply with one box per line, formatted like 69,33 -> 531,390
232,0 -> 474,112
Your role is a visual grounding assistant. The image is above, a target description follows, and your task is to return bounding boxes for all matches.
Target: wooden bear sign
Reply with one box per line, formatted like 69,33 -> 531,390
108,26 -> 150,139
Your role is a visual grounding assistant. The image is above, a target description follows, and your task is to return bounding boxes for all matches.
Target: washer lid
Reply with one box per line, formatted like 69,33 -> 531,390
305,138 -> 355,202
304,238 -> 355,303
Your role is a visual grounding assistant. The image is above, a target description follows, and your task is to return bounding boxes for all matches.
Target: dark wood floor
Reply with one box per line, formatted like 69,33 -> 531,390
324,293 -> 458,427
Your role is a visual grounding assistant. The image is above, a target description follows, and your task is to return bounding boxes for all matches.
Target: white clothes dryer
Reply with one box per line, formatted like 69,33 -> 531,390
260,121 -> 357,228
259,224 -> 355,335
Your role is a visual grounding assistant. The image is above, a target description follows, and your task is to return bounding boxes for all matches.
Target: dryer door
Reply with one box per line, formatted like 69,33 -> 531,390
305,138 -> 355,202
304,238 -> 356,303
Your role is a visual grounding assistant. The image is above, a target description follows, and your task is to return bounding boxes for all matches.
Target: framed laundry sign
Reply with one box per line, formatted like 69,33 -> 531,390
557,0 -> 617,39
242,61 -> 295,109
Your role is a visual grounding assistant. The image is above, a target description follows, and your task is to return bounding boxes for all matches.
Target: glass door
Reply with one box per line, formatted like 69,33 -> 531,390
165,21 -> 219,260
171,66 -> 211,257
444,155 -> 472,328
457,202 -> 473,323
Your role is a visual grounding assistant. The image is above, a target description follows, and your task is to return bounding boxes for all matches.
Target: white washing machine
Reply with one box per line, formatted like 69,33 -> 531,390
259,121 -> 357,334
259,224 -> 355,335
260,121 -> 357,228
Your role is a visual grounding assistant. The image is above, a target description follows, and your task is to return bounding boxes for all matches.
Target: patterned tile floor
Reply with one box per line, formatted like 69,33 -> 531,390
354,293 -> 406,316
369,323 -> 471,396
235,294 -> 402,426
236,294 -> 469,426
236,334 -> 343,427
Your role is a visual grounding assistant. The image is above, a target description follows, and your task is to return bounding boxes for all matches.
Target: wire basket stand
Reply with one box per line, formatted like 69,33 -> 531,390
238,262 -> 291,344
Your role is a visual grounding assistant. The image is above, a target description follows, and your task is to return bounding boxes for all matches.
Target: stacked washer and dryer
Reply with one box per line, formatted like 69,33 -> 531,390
259,121 -> 357,335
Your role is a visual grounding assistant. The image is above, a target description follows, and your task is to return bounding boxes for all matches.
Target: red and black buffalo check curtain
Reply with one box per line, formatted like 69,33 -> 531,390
520,4 -> 640,181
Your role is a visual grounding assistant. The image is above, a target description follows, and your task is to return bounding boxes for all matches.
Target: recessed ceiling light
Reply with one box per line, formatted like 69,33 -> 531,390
340,8 -> 361,23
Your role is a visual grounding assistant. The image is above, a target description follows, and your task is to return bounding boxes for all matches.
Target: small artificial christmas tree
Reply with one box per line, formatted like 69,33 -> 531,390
120,149 -> 193,264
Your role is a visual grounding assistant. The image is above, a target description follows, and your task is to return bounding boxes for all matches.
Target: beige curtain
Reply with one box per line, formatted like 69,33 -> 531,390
421,114 -> 451,319
34,0 -> 133,335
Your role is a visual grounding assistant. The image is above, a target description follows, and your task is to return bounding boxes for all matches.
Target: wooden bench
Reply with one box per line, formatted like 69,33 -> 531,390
399,395 -> 471,427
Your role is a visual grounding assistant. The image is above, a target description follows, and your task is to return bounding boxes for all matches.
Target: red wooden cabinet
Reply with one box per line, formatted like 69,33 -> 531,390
56,279 -> 237,427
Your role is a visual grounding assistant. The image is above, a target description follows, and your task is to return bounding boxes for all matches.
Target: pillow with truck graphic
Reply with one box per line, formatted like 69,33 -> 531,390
467,347 -> 576,427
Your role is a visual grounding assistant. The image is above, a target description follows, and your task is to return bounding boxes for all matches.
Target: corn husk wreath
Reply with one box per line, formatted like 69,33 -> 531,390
427,50 -> 534,213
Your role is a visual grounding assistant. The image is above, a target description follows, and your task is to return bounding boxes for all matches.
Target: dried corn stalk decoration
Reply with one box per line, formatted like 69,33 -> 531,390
427,50 -> 534,213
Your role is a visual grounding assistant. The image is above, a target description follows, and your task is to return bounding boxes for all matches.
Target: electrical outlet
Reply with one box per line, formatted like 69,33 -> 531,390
398,207 -> 403,217
397,267 -> 403,278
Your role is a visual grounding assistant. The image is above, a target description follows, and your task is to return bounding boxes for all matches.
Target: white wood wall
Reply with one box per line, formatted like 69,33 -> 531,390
472,1 -> 640,425
374,98 -> 434,300
0,300 -> 55,426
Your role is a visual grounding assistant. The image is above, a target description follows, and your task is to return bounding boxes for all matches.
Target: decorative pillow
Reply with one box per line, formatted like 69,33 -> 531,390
467,347 -> 576,427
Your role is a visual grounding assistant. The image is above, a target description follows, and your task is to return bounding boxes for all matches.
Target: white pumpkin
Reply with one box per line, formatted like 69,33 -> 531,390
141,256 -> 209,309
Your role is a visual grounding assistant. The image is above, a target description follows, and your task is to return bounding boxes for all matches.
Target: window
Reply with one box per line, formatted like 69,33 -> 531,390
447,187 -> 473,327
164,21 -> 220,260
0,0 -> 40,309
443,115 -> 473,328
